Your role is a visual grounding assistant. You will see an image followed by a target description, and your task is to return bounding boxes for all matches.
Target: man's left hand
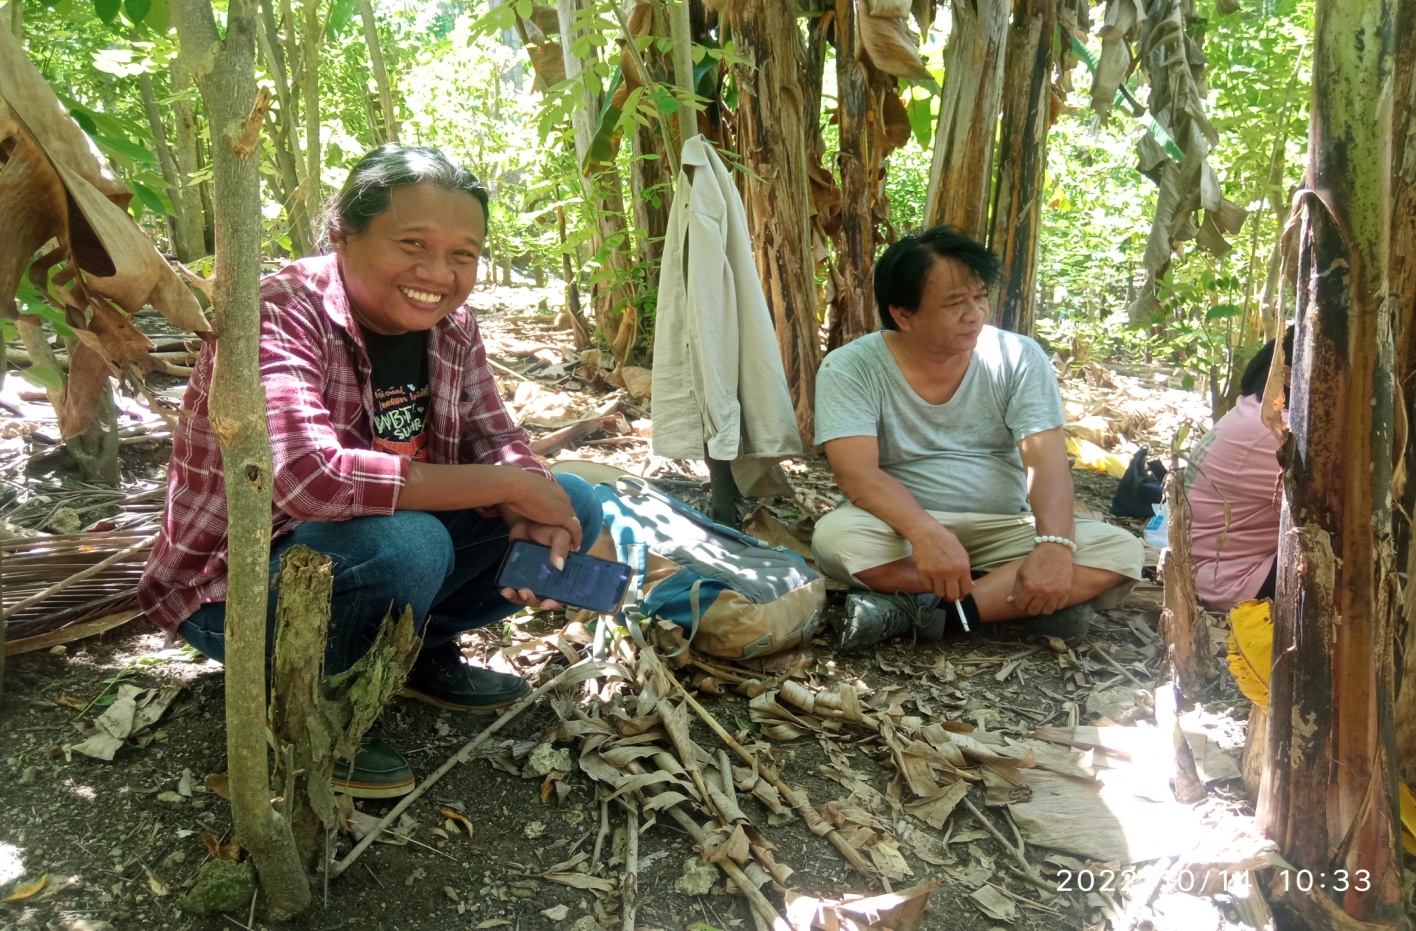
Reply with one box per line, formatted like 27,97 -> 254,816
499,512 -> 578,609
1007,543 -> 1074,616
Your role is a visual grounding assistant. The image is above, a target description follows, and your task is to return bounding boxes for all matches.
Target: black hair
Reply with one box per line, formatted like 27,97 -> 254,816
319,143 -> 490,251
873,226 -> 1001,330
1240,325 -> 1296,399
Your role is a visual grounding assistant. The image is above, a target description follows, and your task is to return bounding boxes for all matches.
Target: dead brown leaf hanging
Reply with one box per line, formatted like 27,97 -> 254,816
0,27 -> 209,436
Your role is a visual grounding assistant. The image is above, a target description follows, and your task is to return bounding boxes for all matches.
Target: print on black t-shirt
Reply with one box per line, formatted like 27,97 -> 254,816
362,327 -> 430,461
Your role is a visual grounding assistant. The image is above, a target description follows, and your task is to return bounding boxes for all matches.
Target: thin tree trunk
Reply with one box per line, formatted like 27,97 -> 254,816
986,0 -> 1055,336
258,0 -> 311,255
831,0 -> 890,349
6,0 -> 19,37
357,0 -> 398,143
729,0 -> 820,449
170,0 -> 308,915
137,66 -> 199,260
924,0 -> 1007,239
558,0 -> 636,363
1257,0 -> 1403,922
170,56 -> 209,261
301,0 -> 323,236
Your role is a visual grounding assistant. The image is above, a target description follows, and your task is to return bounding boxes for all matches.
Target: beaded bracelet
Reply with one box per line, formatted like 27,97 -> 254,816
1034,534 -> 1077,552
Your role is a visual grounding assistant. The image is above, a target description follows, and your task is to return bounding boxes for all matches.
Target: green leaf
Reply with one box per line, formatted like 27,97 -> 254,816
123,0 -> 150,23
93,0 -> 120,22
130,180 -> 173,217
93,133 -> 159,167
19,365 -> 65,392
326,0 -> 357,39
16,276 -> 78,340
905,94 -> 934,149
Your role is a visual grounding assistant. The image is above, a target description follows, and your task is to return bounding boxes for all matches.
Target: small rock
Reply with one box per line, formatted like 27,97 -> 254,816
18,766 -> 37,786
180,859 -> 256,916
48,645 -> 67,656
156,791 -> 185,804
1086,686 -> 1140,722
522,743 -> 574,779
569,918 -> 600,931
673,856 -> 717,896
47,507 -> 81,534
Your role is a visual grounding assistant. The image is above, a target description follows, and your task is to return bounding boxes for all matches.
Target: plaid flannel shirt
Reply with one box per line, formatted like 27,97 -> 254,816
138,254 -> 550,633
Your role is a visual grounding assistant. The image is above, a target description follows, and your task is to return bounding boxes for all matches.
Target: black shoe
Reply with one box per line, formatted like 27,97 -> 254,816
332,732 -> 415,799
837,592 -> 945,651
992,602 -> 1095,645
400,642 -> 531,712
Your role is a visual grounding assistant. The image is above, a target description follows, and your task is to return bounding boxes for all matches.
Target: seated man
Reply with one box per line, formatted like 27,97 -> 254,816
1185,328 -> 1292,611
139,144 -> 604,797
812,226 -> 1143,650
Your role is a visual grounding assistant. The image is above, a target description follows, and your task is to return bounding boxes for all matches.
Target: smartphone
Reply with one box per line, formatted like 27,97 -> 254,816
495,539 -> 633,614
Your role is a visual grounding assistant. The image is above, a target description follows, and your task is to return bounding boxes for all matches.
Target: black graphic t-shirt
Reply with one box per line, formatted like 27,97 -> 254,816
362,327 -> 430,461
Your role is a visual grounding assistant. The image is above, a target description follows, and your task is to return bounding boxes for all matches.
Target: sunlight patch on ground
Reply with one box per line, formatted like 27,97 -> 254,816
74,636 -> 217,685
0,841 -> 26,886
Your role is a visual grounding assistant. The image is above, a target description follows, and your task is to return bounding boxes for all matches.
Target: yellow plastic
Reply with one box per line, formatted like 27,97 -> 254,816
1065,436 -> 1131,478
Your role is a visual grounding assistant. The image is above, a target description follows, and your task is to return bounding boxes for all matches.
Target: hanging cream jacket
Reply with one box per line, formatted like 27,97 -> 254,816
651,134 -> 803,464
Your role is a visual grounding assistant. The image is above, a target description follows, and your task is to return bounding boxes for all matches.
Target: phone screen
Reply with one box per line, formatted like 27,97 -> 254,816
495,540 -> 633,614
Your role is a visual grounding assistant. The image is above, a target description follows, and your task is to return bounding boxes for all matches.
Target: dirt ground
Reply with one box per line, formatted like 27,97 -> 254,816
2,285 -> 1271,931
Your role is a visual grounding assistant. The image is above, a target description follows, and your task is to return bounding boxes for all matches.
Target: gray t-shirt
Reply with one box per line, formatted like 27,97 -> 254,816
814,327 -> 1065,514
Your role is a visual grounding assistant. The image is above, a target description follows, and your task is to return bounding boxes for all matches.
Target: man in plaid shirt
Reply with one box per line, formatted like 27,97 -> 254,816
139,145 -> 603,798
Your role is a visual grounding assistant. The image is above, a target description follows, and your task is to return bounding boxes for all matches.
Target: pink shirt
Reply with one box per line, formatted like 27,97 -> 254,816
1185,395 -> 1282,610
138,255 -> 551,632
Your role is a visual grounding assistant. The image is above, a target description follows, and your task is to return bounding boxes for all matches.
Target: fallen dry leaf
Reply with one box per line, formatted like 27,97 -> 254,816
542,870 -> 616,892
204,773 -> 230,799
144,867 -> 169,897
968,883 -> 1017,921
3,875 -> 48,902
440,808 -> 475,838
540,903 -> 570,921
201,832 -> 241,861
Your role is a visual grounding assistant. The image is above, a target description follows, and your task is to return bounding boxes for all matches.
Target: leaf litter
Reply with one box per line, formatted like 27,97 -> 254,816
2,288 -> 1278,930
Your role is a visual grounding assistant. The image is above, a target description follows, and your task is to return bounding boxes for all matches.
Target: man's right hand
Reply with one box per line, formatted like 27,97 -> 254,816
908,521 -> 974,602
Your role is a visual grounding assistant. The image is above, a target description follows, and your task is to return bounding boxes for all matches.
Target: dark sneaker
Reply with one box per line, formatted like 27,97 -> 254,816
994,601 -> 1095,645
401,643 -> 531,712
332,732 -> 415,799
838,592 -> 945,651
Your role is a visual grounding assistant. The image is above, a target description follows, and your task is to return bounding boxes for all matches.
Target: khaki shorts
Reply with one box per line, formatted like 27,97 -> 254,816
812,505 -> 1144,605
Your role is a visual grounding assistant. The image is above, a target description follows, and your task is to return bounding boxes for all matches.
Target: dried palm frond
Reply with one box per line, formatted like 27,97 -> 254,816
3,527 -> 155,647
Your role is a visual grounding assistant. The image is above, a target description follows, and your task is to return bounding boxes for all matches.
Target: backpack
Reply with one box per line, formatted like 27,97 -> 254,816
591,477 -> 825,659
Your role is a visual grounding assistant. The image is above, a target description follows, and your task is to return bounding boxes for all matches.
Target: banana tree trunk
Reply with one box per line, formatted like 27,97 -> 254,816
1390,0 -> 1416,786
924,0 -> 1007,239
831,0 -> 890,350
1257,0 -> 1403,923
728,0 -> 820,449
170,0 -> 308,915
987,0 -> 1056,336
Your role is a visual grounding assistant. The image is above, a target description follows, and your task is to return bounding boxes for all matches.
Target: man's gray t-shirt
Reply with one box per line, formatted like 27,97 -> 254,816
814,327 -> 1065,515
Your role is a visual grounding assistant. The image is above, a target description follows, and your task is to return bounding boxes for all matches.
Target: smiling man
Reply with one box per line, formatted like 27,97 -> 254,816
140,145 -> 605,797
811,226 -> 1143,651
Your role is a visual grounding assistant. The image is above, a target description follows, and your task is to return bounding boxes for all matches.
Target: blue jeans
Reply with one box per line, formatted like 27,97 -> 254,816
179,473 -> 603,675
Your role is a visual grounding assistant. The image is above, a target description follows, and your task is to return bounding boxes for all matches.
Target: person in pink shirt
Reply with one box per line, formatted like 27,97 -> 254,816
1185,328 -> 1292,611
139,145 -> 604,797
